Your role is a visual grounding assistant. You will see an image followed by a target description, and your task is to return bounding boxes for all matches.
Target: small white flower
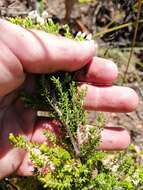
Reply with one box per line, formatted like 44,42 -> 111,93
36,15 -> 45,25
81,32 -> 87,38
86,33 -> 92,40
33,148 -> 41,155
42,11 -> 49,20
77,125 -> 94,145
76,31 -> 82,37
132,179 -> 139,186
102,154 -> 115,166
111,165 -> 118,172
49,163 -> 55,171
28,10 -> 39,20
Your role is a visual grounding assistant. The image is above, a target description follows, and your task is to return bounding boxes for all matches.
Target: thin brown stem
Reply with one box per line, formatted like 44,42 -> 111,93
41,75 -> 81,158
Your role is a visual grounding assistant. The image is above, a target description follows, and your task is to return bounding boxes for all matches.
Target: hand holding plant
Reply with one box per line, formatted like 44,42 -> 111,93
0,19 -> 139,189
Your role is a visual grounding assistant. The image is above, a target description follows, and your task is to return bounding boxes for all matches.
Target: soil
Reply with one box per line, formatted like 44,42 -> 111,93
0,0 -> 143,159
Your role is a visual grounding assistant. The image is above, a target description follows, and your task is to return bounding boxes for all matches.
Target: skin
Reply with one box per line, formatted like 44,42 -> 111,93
0,19 -> 139,179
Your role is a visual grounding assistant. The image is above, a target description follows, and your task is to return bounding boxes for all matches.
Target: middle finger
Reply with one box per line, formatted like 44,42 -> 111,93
75,57 -> 118,85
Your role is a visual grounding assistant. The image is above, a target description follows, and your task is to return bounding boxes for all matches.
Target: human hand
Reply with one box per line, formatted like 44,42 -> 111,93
0,19 -> 138,179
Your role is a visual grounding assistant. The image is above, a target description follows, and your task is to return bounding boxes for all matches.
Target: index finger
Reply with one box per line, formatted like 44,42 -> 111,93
0,19 -> 95,73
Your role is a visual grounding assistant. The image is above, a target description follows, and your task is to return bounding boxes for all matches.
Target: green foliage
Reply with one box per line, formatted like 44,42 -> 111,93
8,16 -> 87,40
80,114 -> 104,158
9,16 -> 60,34
78,0 -> 96,3
7,16 -> 143,190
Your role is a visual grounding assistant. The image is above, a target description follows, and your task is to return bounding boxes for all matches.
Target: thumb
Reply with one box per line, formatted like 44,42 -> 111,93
0,40 -> 25,96
0,19 -> 96,74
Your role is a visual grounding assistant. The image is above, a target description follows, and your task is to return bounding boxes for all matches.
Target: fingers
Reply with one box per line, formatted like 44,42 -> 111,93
0,109 -> 27,179
99,127 -> 130,150
31,119 -> 62,144
0,19 -> 118,87
31,120 -> 130,151
17,119 -> 130,176
16,153 -> 34,176
0,40 -> 25,96
75,57 -> 118,85
80,85 -> 139,112
0,19 -> 95,73
0,148 -> 26,179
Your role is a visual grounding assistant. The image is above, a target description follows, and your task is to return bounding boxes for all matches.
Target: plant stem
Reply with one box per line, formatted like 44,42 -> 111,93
62,122 -> 81,158
94,19 -> 143,38
41,75 -> 81,158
